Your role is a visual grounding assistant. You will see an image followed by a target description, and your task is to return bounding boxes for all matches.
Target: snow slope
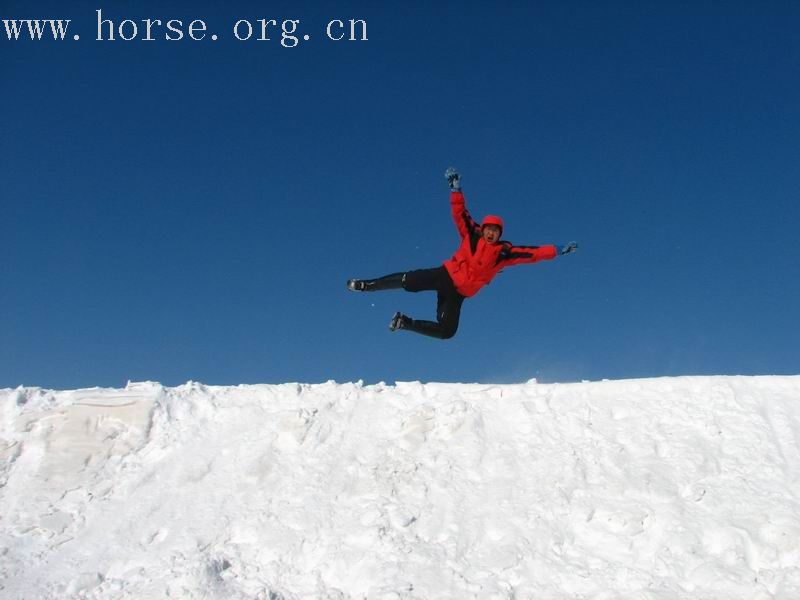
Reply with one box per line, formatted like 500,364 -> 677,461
1,376 -> 800,600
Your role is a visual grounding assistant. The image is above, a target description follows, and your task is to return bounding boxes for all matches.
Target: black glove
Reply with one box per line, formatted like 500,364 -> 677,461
557,241 -> 578,255
445,167 -> 461,191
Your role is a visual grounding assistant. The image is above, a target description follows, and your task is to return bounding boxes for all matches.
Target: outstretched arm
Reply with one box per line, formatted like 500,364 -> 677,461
500,241 -> 578,266
501,244 -> 558,266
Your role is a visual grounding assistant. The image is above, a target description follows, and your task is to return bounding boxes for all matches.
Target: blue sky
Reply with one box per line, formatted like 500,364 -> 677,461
2,1 -> 799,388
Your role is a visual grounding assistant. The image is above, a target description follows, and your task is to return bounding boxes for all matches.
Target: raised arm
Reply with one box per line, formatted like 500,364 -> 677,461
445,168 -> 480,241
450,190 -> 481,240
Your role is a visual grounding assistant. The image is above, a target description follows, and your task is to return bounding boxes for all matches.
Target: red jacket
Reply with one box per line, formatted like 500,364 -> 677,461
443,191 -> 558,297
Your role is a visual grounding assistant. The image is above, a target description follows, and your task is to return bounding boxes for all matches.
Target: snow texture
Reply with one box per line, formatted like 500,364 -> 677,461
1,376 -> 800,599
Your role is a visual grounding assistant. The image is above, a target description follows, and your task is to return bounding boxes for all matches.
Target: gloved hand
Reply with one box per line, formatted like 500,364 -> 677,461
557,241 -> 578,255
445,167 -> 461,191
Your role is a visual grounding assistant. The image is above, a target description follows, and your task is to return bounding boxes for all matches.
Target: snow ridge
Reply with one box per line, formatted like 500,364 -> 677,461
1,376 -> 800,599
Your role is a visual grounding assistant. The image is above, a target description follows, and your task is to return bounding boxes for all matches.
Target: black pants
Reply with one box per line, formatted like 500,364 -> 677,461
401,267 -> 466,339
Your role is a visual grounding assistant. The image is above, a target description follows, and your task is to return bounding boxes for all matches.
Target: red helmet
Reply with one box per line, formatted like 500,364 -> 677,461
481,215 -> 504,232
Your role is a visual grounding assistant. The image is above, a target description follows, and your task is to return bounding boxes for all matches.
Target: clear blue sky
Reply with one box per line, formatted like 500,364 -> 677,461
3,1 -> 799,388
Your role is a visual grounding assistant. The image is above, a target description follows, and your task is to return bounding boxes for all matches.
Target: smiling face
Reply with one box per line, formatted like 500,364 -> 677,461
482,224 -> 502,244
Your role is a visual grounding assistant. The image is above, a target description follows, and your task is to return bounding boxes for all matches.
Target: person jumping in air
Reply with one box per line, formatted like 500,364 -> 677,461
347,168 -> 578,339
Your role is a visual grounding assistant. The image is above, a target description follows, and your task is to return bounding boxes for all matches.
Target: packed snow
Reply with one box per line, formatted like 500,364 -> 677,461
1,376 -> 799,599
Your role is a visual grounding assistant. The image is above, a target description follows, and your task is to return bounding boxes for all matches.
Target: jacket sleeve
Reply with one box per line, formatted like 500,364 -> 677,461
450,190 -> 481,240
500,244 -> 559,266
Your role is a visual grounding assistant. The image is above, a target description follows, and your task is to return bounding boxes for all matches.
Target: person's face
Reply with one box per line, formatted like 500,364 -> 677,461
482,224 -> 501,244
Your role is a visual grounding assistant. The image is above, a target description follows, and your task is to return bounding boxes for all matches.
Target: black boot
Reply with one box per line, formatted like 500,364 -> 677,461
347,273 -> 405,292
389,311 -> 412,331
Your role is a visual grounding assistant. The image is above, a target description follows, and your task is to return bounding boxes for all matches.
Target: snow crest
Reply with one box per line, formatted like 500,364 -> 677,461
1,376 -> 800,599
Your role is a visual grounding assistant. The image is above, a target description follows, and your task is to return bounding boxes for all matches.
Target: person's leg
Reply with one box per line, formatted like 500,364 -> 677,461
349,266 -> 444,293
398,267 -> 442,293
347,272 -> 405,292
401,290 -> 464,339
399,268 -> 465,339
